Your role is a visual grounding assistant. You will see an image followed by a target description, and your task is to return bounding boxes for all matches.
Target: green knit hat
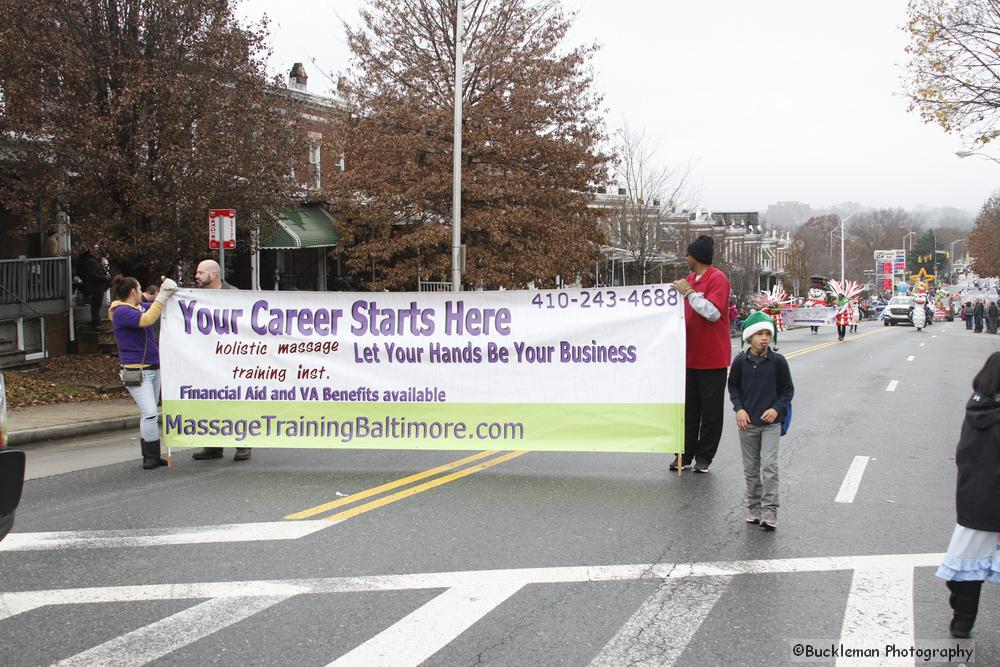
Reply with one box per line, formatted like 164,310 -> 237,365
742,310 -> 776,344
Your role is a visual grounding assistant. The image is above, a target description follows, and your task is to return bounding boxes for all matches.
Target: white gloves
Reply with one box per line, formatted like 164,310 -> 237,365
154,278 -> 178,306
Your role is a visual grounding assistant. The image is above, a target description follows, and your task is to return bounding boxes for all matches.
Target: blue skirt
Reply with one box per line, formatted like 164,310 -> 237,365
936,524 -> 1000,582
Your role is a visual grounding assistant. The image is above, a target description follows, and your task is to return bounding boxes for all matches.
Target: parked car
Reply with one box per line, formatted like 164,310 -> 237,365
0,372 -> 26,542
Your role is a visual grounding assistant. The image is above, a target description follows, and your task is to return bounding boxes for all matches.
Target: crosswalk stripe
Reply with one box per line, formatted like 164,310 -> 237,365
327,583 -> 524,667
0,553 -> 944,617
589,575 -> 732,667
836,567 -> 914,667
55,595 -> 290,667
0,520 -> 332,551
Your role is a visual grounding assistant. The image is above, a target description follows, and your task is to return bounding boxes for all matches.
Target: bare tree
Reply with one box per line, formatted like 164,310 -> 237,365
603,124 -> 696,284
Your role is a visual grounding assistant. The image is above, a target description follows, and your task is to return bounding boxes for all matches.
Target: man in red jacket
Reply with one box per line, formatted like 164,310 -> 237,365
670,235 -> 731,473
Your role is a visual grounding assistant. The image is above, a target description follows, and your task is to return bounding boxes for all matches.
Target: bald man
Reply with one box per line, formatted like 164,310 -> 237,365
190,259 -> 250,461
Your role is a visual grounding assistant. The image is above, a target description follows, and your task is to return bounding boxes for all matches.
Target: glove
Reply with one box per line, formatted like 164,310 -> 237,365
154,278 -> 178,306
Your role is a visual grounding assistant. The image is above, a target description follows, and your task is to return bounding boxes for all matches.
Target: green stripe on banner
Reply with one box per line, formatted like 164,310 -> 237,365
161,401 -> 683,454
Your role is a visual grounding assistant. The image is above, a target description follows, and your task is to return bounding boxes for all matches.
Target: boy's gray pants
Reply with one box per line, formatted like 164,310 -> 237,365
738,423 -> 781,513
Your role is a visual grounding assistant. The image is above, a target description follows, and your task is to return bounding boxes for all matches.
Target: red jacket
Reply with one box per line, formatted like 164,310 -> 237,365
684,266 -> 731,369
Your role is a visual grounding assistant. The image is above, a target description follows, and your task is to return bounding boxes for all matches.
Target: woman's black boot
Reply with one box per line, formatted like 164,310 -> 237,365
947,579 -> 982,638
140,439 -> 168,469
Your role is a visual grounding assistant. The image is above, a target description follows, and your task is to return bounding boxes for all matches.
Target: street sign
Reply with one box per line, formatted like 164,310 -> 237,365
209,209 -> 236,250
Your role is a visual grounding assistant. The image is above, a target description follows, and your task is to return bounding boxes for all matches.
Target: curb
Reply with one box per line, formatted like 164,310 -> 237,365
8,415 -> 140,447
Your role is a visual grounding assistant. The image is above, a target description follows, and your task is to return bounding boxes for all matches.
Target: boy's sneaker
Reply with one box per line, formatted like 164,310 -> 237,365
760,510 -> 778,531
746,508 -> 761,525
668,455 -> 692,471
693,460 -> 711,473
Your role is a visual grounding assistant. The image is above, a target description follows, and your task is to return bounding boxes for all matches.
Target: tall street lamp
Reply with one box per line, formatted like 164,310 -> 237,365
956,150 -> 1000,165
951,237 -> 967,270
838,210 -> 872,283
451,1 -> 464,292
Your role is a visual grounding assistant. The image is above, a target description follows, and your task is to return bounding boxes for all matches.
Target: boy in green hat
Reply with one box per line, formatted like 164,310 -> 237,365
727,311 -> 794,530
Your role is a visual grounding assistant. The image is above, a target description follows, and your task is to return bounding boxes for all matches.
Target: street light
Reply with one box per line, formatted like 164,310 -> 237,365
838,210 -> 873,283
451,1 -> 464,292
956,150 -> 1000,165
898,225 -> 914,252
951,237 -> 967,272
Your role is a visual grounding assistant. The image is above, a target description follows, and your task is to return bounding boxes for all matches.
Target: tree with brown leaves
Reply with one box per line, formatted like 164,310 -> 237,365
329,0 -> 609,290
969,192 -> 1000,277
0,0 -> 303,280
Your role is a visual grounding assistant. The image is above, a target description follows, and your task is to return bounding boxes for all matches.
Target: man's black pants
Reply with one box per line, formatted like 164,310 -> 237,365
683,367 -> 728,464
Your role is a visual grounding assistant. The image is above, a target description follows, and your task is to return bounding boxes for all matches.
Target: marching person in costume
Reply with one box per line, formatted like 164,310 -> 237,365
911,292 -> 928,331
803,287 -> 827,334
827,279 -> 863,342
752,285 -> 792,349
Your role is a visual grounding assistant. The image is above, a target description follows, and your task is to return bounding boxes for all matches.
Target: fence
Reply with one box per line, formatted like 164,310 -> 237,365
418,279 -> 453,292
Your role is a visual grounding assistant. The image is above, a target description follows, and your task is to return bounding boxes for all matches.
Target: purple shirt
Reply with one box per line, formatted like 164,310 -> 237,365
111,302 -> 160,366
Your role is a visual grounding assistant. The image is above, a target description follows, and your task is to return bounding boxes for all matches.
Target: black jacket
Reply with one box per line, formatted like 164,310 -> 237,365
955,392 -> 1000,532
727,350 -> 794,427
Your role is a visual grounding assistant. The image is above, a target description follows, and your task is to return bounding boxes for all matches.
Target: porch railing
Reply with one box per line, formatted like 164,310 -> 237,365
0,256 -> 72,315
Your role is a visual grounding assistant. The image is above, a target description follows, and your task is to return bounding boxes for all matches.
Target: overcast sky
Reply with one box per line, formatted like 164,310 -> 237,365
238,0 -> 1000,215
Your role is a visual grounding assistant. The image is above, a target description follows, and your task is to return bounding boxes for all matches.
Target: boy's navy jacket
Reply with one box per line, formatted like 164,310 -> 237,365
955,392 -> 1000,532
727,350 -> 794,427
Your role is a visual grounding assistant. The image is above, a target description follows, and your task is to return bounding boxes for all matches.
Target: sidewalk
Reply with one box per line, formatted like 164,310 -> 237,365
7,398 -> 139,447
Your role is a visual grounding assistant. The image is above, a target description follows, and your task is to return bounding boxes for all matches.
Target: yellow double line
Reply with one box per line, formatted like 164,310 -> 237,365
285,450 -> 526,523
288,326 -> 891,522
784,326 -> 890,360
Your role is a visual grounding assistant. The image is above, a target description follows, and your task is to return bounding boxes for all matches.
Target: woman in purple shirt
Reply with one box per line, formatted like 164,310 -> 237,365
108,275 -> 177,469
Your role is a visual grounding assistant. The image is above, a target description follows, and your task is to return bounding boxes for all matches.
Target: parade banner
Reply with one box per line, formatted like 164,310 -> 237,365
783,306 -> 837,327
159,286 -> 684,453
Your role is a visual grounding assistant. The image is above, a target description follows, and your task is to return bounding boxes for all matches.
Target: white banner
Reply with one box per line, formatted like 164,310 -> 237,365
159,286 -> 685,453
784,306 -> 837,327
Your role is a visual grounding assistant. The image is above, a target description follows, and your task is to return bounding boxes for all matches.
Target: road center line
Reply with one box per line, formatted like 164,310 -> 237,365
323,450 -> 528,522
906,355 -> 915,361
286,450 -> 499,520
835,456 -> 871,504
885,380 -> 898,392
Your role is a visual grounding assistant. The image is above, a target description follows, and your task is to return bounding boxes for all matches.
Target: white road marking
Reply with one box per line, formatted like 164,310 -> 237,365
932,335 -> 937,338
0,521 -> 333,552
836,567 -> 914,666
906,355 -> 914,361
590,575 -> 732,667
328,583 -> 523,667
885,380 -> 898,392
835,456 -> 871,504
56,595 -> 290,667
920,343 -> 925,347
0,553 -> 944,619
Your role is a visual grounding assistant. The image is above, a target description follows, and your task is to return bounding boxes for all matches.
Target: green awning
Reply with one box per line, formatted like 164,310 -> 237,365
261,204 -> 338,249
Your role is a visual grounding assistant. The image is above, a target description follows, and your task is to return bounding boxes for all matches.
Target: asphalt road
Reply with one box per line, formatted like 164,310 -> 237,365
1,316 -> 997,666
